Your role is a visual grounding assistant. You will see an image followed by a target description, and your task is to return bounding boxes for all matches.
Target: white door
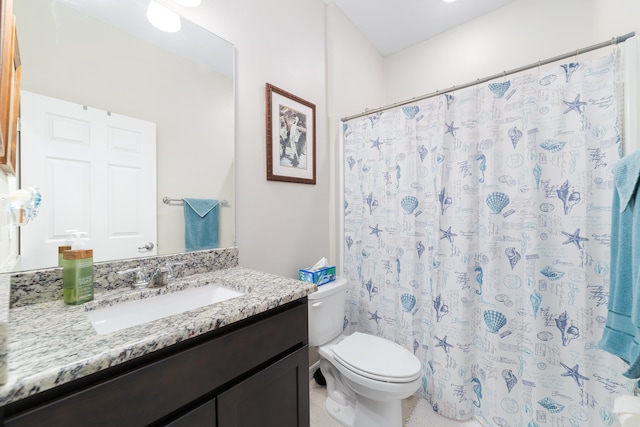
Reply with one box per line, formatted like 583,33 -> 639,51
19,90 -> 157,270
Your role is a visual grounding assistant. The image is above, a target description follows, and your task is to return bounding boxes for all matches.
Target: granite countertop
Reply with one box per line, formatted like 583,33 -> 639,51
0,267 -> 316,406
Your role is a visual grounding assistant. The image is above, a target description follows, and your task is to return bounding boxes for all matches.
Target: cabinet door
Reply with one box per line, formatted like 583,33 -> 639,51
218,346 -> 309,427
165,398 -> 216,427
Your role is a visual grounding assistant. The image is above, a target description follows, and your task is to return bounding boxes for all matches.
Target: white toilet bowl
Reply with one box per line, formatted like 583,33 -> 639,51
308,278 -> 422,427
318,333 -> 422,427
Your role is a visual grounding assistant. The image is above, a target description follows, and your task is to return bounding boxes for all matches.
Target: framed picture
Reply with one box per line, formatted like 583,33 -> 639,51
265,83 -> 316,184
0,15 -> 19,175
0,0 -> 13,164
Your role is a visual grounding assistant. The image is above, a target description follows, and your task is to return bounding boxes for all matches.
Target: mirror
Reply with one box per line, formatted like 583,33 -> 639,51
13,0 -> 235,271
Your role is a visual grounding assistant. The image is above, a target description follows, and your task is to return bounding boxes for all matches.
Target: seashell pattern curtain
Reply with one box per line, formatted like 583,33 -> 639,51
342,51 -> 633,426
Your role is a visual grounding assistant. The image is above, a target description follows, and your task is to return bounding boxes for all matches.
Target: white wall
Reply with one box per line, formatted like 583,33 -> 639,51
0,175 -> 17,270
325,3 -> 386,121
325,3 -> 386,272
384,0 -> 639,108
164,0 -> 330,278
593,0 -> 640,41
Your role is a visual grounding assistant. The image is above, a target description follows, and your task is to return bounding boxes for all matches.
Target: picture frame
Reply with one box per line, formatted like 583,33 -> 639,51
265,83 -> 316,184
0,15 -> 19,175
0,0 -> 13,164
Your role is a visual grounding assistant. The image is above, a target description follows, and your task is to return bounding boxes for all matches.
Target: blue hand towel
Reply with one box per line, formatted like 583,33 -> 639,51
183,198 -> 219,251
599,150 -> 640,378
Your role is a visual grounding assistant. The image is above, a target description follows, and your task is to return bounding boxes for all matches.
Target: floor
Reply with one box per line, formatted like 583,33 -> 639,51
309,377 -> 420,426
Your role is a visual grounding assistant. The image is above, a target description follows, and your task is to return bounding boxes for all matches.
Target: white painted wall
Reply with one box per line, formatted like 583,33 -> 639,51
593,0 -> 640,42
0,175 -> 17,270
325,3 -> 385,273
164,0 -> 330,278
384,0 -> 639,109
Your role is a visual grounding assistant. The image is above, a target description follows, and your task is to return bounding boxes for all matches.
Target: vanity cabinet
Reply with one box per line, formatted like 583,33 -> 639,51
1,299 -> 310,427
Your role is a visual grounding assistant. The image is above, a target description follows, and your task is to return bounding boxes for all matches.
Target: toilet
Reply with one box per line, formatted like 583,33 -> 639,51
308,277 -> 422,427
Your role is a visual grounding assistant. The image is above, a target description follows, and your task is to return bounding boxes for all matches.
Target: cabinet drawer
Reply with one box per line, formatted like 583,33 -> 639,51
5,301 -> 308,427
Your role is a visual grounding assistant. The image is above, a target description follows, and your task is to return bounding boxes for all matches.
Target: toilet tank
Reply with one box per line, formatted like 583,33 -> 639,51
308,277 -> 348,347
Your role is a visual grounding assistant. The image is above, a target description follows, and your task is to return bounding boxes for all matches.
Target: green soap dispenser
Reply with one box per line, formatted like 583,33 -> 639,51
58,246 -> 71,266
62,232 -> 94,305
63,249 -> 94,305
58,229 -> 77,266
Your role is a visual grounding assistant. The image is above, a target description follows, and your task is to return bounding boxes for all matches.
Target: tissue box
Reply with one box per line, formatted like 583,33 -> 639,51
299,266 -> 336,286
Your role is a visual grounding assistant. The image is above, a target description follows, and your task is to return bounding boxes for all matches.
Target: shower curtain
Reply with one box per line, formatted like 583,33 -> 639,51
343,51 -> 633,426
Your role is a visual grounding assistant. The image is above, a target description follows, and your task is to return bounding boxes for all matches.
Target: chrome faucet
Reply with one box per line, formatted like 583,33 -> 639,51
154,261 -> 184,286
117,262 -> 184,289
148,267 -> 169,288
117,266 -> 150,289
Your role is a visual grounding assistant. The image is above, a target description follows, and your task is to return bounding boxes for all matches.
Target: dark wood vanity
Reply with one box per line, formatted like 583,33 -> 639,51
0,299 -> 310,427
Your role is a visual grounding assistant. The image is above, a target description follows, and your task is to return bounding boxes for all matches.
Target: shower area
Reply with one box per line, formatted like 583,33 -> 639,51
341,36 -> 636,426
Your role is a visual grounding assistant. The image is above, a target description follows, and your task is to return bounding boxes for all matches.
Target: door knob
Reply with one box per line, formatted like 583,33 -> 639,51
138,242 -> 155,251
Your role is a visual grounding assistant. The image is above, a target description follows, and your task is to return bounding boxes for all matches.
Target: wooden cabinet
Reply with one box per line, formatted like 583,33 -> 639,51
1,299 -> 309,427
218,347 -> 309,427
165,399 -> 217,427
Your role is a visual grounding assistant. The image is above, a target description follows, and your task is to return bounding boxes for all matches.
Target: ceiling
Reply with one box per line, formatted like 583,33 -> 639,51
327,0 -> 517,57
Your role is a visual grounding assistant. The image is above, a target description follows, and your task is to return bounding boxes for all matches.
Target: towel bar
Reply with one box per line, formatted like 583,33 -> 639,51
163,197 -> 230,207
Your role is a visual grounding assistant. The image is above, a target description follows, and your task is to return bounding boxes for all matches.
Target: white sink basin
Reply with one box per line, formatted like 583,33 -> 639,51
86,284 -> 243,335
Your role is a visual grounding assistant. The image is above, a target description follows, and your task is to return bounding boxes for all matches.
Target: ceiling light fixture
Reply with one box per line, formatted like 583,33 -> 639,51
443,0 -> 457,3
175,0 -> 202,6
146,0 -> 181,33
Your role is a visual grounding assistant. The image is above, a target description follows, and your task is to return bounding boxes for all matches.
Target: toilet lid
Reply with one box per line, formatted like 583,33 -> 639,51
331,332 -> 421,383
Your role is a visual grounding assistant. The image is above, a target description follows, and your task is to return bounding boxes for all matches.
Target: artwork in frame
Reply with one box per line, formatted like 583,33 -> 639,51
0,0 -> 13,163
0,15 -> 19,175
265,83 -> 316,184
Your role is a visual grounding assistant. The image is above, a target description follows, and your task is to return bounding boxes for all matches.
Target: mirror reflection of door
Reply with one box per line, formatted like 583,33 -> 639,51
19,90 -> 157,270
12,0 -> 235,272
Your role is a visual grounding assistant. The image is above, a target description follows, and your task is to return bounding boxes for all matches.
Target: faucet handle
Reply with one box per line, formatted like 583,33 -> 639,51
164,262 -> 184,284
117,266 -> 149,289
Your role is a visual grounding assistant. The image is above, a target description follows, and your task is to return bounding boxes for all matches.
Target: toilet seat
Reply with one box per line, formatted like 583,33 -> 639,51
330,332 -> 421,383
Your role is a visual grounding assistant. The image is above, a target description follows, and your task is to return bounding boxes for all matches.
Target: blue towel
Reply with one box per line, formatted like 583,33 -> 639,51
599,150 -> 640,378
183,198 -> 219,251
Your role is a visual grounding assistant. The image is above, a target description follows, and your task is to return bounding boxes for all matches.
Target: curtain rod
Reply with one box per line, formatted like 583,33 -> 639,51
341,32 -> 635,122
